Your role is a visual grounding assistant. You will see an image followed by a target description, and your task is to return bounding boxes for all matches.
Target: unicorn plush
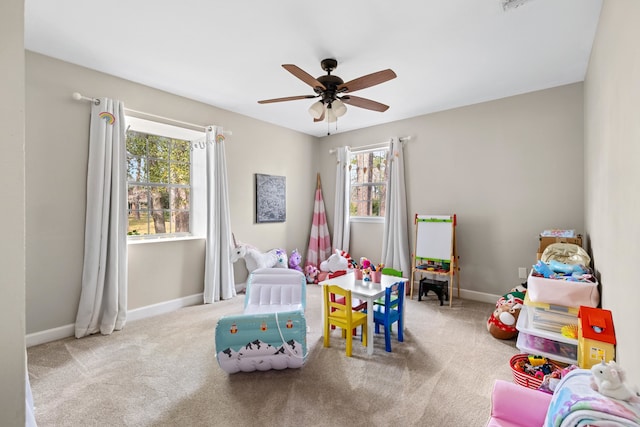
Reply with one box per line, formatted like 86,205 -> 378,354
230,235 -> 280,273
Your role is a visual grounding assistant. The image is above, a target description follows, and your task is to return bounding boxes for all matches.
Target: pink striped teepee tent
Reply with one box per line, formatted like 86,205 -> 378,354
306,173 -> 331,269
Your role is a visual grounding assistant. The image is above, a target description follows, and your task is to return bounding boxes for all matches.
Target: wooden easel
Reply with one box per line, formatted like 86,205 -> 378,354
409,214 -> 460,307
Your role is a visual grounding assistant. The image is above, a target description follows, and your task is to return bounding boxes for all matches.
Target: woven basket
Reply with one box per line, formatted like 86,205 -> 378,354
510,354 -> 546,389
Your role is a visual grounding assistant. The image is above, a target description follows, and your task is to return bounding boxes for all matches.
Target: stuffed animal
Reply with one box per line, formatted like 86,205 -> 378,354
230,234 -> 282,273
230,243 -> 279,273
304,264 -> 319,284
320,249 -> 351,272
590,360 -> 640,402
288,249 -> 303,272
487,285 -> 526,340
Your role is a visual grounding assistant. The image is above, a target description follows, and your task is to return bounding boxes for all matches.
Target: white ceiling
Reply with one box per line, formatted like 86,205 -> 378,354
24,0 -> 603,138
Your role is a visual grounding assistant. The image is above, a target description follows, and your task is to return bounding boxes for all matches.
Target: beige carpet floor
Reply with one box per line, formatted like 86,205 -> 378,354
28,285 -> 519,427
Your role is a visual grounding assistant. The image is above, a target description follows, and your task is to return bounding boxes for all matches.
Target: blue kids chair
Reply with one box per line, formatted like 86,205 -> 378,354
372,281 -> 405,352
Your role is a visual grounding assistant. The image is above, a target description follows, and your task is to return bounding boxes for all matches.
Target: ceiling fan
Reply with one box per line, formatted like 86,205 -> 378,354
258,58 -> 397,123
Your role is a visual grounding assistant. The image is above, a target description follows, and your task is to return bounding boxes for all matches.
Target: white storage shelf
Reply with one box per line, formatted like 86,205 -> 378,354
516,305 -> 578,365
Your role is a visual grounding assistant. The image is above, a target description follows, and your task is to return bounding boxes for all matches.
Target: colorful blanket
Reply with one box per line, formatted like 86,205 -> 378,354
545,369 -> 640,427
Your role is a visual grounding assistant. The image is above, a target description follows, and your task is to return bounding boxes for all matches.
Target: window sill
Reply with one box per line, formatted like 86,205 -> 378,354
127,236 -> 205,245
349,216 -> 384,224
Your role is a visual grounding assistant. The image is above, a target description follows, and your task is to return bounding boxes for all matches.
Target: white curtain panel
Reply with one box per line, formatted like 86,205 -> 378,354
381,137 -> 411,276
203,127 -> 236,303
75,98 -> 127,338
25,366 -> 36,427
332,146 -> 351,252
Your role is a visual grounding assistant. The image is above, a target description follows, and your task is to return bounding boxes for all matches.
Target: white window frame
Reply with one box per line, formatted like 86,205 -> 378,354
348,144 -> 389,224
125,116 -> 205,241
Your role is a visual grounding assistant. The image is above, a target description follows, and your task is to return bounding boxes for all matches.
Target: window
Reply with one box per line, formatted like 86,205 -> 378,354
126,117 -> 203,238
349,147 -> 388,219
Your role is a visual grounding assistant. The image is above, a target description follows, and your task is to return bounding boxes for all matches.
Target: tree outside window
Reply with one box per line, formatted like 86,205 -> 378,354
349,148 -> 388,218
126,130 -> 191,237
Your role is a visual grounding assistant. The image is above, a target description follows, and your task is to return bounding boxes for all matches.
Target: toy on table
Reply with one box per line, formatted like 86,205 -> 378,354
360,257 -> 371,270
288,249 -> 303,272
487,284 -> 526,340
590,360 -> 640,402
362,268 -> 371,281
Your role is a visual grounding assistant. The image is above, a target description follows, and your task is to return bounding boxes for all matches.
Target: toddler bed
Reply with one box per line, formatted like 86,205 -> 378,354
215,268 -> 307,373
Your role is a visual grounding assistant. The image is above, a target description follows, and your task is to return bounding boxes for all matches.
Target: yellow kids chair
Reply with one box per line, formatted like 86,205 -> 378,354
323,285 -> 368,357
328,271 -> 366,336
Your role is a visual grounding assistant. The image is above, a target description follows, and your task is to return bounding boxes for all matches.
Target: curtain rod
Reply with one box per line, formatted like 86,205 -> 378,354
328,136 -> 411,154
72,92 -> 232,135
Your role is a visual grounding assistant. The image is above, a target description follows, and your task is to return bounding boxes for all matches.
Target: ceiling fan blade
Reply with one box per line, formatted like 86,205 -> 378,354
258,95 -> 317,104
341,95 -> 389,112
338,69 -> 397,93
282,64 -> 326,91
313,109 -> 325,122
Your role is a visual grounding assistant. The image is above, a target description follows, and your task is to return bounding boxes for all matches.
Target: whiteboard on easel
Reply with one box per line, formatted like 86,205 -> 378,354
415,214 -> 454,262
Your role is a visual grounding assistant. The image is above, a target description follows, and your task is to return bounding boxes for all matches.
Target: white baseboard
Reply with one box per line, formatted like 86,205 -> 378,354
26,293 -> 204,348
27,288 -> 497,348
410,279 -> 501,305
458,288 -> 501,304
126,293 -> 203,322
26,324 -> 75,348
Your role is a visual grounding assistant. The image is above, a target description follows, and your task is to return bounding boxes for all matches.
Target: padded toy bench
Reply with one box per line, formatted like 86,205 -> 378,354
215,268 -> 307,373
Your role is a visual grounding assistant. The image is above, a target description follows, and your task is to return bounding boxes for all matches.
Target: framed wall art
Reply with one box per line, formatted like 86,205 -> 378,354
255,173 -> 286,223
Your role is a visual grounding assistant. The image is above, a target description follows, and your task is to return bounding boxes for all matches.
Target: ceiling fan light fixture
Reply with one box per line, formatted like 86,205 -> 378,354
308,101 -> 325,119
326,107 -> 338,123
332,99 -> 347,117
259,59 -> 397,128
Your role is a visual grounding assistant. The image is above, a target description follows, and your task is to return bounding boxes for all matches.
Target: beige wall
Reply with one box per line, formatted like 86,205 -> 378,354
25,51 -> 586,336
319,83 -> 585,299
25,52 -> 318,333
584,0 -> 640,386
17,0 -> 640,405
0,0 -> 27,424
128,239 -> 205,308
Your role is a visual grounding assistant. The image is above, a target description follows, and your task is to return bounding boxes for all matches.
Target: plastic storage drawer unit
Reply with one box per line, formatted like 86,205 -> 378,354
516,305 -> 578,365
